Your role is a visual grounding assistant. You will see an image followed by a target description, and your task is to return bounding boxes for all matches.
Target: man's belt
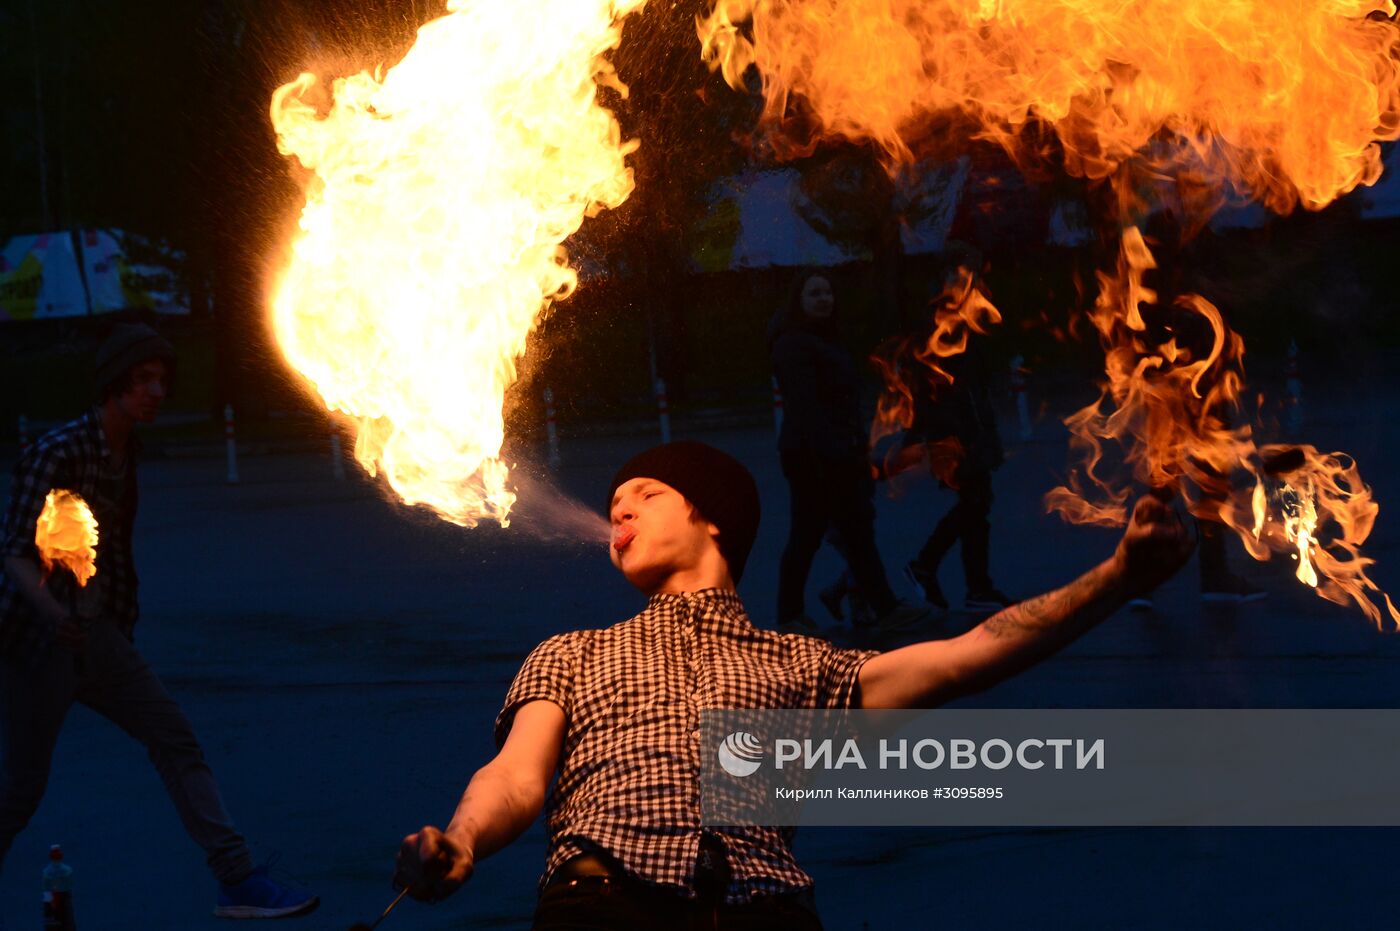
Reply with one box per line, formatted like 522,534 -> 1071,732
546,834 -> 732,901
547,852 -> 621,886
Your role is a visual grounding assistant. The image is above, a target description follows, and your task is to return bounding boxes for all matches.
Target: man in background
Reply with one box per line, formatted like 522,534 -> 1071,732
0,323 -> 318,919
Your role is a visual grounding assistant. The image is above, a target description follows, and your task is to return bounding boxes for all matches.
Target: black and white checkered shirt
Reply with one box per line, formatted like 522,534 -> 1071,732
0,409 -> 139,665
494,588 -> 878,904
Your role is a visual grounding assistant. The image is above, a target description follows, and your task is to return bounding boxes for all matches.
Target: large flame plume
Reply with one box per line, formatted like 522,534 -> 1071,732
271,0 -> 646,527
699,1 -> 1400,213
35,491 -> 99,588
702,1 -> 1400,623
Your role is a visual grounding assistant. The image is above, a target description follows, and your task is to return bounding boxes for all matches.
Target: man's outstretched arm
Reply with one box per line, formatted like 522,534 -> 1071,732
394,699 -> 565,902
859,494 -> 1195,709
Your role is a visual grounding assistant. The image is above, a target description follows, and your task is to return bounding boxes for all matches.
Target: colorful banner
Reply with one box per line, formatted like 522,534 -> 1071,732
0,230 -> 190,322
79,229 -> 188,316
0,233 -> 88,321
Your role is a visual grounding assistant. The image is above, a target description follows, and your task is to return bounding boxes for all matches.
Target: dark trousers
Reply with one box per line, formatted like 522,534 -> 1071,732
778,450 -> 896,623
532,877 -> 823,931
1197,519 -> 1232,585
0,621 -> 251,882
915,469 -> 994,592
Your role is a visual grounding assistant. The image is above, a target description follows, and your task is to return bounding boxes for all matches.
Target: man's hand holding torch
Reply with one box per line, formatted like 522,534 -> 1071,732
1113,490 -> 1197,599
393,825 -> 474,902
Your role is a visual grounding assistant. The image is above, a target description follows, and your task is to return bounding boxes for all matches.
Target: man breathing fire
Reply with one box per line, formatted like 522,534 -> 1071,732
395,440 -> 1192,928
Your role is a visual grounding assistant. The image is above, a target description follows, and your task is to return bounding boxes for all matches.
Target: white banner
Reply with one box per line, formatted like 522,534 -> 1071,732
79,228 -> 188,316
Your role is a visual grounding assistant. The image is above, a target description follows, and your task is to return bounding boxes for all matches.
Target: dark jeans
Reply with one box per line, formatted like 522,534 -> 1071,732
532,877 -> 823,931
778,450 -> 896,623
0,620 -> 252,883
915,468 -> 994,592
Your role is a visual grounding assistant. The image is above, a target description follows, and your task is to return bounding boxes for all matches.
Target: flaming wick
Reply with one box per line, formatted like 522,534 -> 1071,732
1281,481 -> 1321,588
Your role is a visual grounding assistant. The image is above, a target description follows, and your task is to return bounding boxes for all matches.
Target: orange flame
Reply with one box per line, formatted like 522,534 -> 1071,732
35,491 -> 98,588
702,0 -> 1400,624
871,263 -> 1001,448
699,1 -> 1400,212
270,0 -> 646,527
1239,446 -> 1396,624
1046,229 -> 1398,627
1044,227 -> 1250,522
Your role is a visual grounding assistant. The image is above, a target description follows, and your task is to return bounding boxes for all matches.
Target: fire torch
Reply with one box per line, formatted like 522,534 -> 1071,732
34,490 -> 99,631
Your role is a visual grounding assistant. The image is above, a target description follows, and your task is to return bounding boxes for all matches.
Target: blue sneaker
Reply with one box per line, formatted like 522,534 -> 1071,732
214,865 -> 319,919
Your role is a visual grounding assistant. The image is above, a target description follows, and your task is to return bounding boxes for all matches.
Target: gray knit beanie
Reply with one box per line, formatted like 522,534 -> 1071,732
95,324 -> 176,394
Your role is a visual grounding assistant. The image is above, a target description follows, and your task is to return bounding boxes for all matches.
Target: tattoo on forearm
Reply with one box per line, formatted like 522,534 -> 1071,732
981,565 -> 1110,640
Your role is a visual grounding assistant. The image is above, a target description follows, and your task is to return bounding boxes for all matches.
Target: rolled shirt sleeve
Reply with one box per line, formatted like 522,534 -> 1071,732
811,641 -> 880,710
494,633 -> 578,748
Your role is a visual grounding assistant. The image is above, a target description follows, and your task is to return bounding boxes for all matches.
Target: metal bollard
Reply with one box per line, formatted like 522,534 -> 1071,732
1010,355 -> 1033,441
771,377 -> 784,438
223,404 -> 240,485
655,379 -> 672,444
543,387 -> 562,470
328,416 -> 346,481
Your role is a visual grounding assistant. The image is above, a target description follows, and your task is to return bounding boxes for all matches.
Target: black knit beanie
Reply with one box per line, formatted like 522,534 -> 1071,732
607,441 -> 761,584
96,323 -> 176,394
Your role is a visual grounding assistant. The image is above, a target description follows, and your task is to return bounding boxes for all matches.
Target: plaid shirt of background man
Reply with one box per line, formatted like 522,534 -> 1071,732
0,409 -> 139,665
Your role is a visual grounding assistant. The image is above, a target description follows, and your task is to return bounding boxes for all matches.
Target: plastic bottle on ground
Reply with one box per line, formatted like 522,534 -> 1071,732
42,844 -> 76,931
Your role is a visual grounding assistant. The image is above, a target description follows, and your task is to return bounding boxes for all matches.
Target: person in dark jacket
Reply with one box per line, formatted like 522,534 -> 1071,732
769,270 -> 927,632
898,261 -> 1015,615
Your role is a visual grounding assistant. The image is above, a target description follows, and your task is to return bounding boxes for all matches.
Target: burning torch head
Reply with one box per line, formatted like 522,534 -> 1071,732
1261,446 -> 1308,477
35,490 -> 99,588
607,441 -> 760,584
